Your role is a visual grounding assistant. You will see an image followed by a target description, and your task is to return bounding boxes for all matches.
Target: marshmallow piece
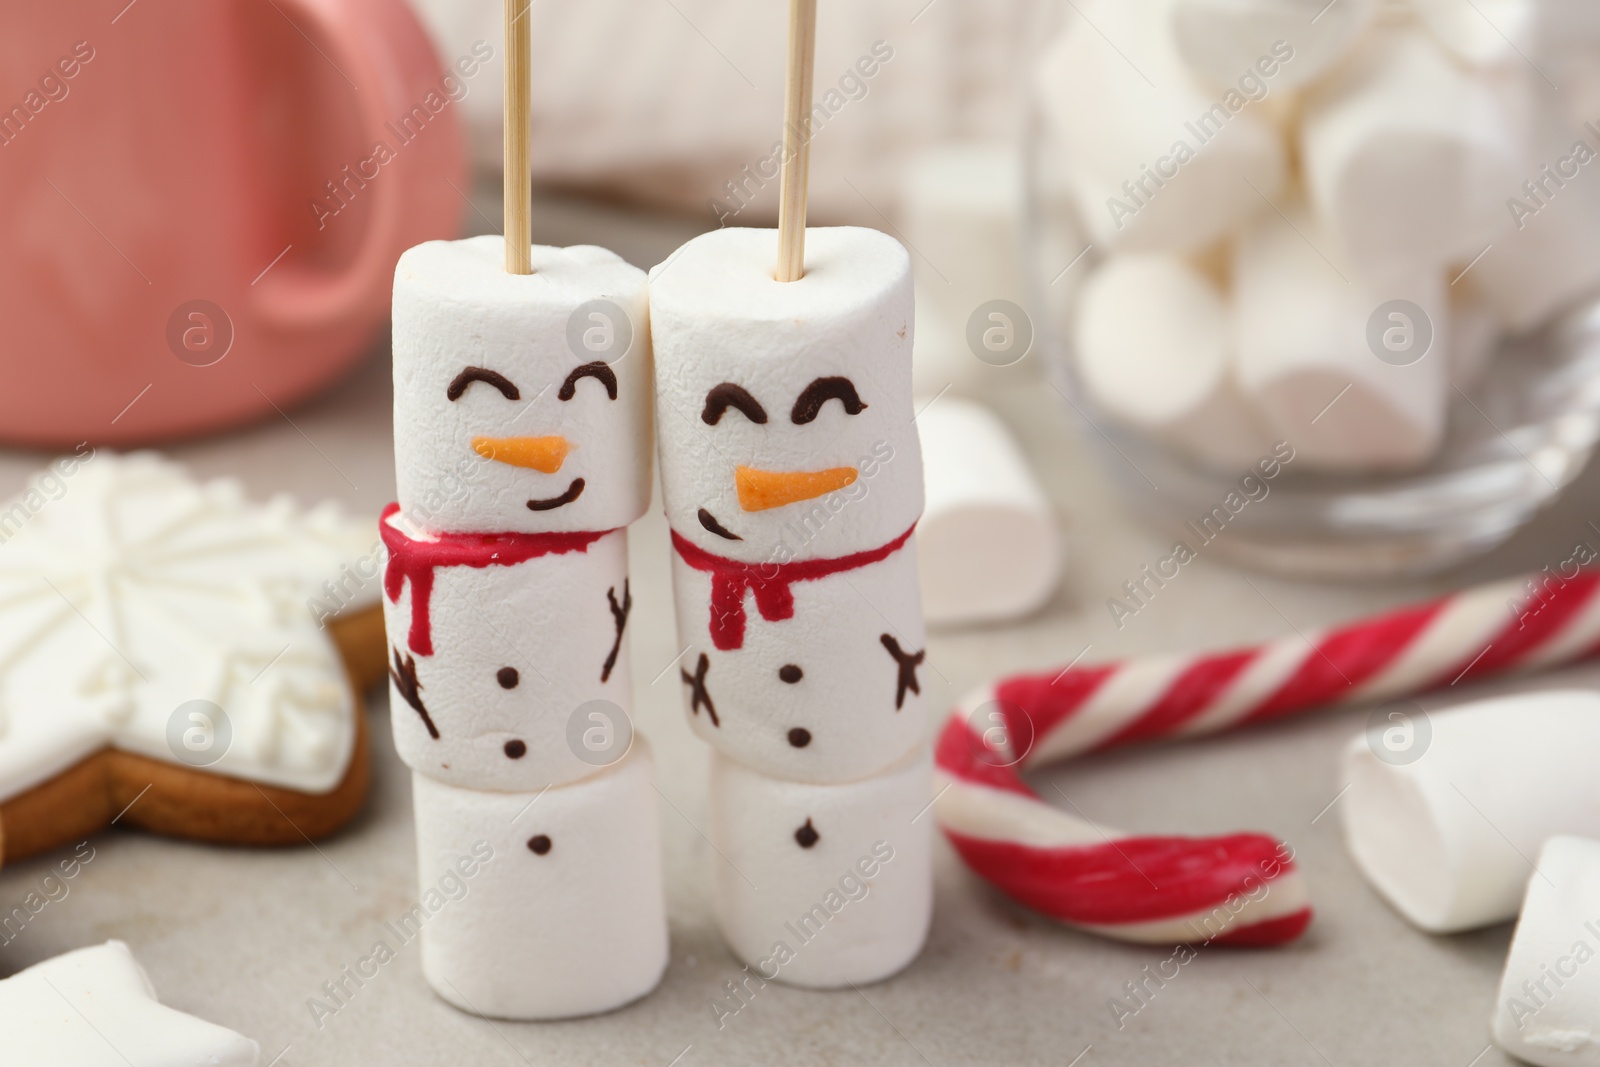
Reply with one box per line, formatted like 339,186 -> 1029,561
1076,254 -> 1275,470
708,746 -> 933,989
668,535 -> 927,784
1035,0 -> 1288,253
1466,118 -> 1600,333
1173,0 -> 1376,91
916,399 -> 1061,627
650,227 -> 924,564
382,510 -> 635,791
1233,199 -> 1449,472
1492,836 -> 1600,1067
393,235 -> 653,536
1341,690 -> 1600,934
1300,29 -> 1524,276
901,144 -> 1034,397
0,941 -> 260,1066
1414,0 -> 1536,67
411,739 -> 668,1019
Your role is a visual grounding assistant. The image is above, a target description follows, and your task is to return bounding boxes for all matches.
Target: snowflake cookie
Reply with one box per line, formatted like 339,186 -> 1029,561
0,451 -> 386,862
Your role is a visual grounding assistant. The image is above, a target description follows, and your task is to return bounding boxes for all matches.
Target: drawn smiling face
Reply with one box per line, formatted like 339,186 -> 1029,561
394,236 -> 653,535
651,227 -> 923,564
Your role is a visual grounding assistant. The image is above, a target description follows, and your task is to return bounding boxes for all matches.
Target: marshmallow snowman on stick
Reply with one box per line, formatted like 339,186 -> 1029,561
380,0 -> 666,1020
651,0 -> 933,990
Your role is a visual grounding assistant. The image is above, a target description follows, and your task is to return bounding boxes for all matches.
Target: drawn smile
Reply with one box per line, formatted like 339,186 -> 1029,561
526,478 -> 586,511
698,507 -> 742,541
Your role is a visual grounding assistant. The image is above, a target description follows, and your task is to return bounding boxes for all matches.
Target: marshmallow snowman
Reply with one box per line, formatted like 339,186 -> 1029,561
385,234 -> 665,1018
651,225 -> 934,988
650,227 -> 929,784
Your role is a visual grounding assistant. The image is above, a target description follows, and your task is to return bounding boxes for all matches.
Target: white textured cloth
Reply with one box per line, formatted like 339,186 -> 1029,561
405,0 -> 1037,223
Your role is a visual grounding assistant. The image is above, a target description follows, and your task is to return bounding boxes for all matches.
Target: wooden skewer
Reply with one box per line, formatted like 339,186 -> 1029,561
503,0 -> 533,275
776,0 -> 818,283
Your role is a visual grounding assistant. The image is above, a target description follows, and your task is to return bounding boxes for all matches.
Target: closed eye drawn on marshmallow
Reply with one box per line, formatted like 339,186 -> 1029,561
558,361 -> 619,402
702,383 -> 768,426
791,377 -> 867,425
447,367 -> 521,402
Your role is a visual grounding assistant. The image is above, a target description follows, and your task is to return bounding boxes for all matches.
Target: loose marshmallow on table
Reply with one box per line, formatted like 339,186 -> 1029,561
916,399 -> 1061,627
650,227 -> 929,784
1034,0 -> 1287,254
1173,0 -> 1375,91
411,740 -> 668,1020
392,235 -> 653,536
1300,28 -> 1524,278
709,746 -> 933,989
1233,198 -> 1449,472
0,941 -> 259,1066
1340,690 -> 1600,934
1493,836 -> 1600,1067
381,509 -> 634,792
901,144 -> 1034,398
1075,253 -> 1276,471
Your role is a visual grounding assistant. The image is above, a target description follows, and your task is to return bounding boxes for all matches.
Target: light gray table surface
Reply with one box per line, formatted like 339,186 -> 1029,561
1,193 -> 1594,1066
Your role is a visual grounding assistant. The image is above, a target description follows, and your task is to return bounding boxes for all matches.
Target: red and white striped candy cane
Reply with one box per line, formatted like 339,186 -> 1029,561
935,570 -> 1600,946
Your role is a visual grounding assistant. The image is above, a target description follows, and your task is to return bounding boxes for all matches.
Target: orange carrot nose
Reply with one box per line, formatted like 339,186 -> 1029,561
735,465 -> 858,511
472,436 -> 571,473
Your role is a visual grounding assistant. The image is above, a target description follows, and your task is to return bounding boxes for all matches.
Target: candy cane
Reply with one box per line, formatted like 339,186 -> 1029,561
935,570 -> 1600,945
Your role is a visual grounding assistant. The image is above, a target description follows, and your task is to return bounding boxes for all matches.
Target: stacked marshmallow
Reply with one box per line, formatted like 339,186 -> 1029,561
1041,0 -> 1600,473
384,235 -> 666,1019
650,227 -> 934,988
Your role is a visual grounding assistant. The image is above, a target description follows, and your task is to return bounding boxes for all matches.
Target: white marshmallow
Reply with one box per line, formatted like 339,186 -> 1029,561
1233,199 -> 1449,472
382,510 -> 635,791
708,746 -> 933,989
1414,0 -> 1537,67
668,536 -> 927,784
1173,0 -> 1376,91
1300,28 -> 1524,276
1466,106 -> 1600,333
916,399 -> 1061,627
1076,253 -> 1275,470
901,144 -> 1034,397
1034,0 -> 1288,253
411,739 -> 668,1019
1492,836 -> 1600,1067
1340,690 -> 1600,934
393,235 -> 653,536
650,227 -> 924,565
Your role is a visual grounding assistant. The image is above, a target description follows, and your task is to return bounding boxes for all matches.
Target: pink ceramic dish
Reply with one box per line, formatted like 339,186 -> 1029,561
0,0 -> 468,446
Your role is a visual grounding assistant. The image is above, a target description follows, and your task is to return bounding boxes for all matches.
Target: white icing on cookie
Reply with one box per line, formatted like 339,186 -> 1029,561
0,452 -> 380,801
0,940 -> 259,1066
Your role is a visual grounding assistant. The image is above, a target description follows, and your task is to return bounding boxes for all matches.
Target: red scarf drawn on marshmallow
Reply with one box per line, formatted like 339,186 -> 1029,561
381,503 -> 613,656
670,523 -> 916,652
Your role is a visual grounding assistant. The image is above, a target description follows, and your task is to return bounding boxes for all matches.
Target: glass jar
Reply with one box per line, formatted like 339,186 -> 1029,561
1026,0 -> 1600,577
